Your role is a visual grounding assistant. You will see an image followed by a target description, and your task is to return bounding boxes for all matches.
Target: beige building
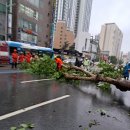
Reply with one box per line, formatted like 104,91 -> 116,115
99,23 -> 123,59
54,21 -> 75,49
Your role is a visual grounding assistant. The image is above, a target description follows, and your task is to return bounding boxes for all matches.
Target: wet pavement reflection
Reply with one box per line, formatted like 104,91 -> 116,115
0,72 -> 130,130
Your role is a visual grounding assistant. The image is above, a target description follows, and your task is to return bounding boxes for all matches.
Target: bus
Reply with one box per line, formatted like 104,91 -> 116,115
0,41 -> 9,64
0,41 -> 54,64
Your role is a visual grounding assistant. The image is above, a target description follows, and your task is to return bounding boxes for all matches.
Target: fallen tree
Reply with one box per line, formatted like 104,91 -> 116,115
20,56 -> 130,91
62,65 -> 130,91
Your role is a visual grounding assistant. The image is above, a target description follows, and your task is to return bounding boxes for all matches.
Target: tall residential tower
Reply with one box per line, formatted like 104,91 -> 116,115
75,0 -> 93,52
54,0 -> 93,52
99,23 -> 123,59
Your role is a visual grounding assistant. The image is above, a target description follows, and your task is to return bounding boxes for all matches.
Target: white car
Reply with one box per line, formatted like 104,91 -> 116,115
64,58 -> 76,65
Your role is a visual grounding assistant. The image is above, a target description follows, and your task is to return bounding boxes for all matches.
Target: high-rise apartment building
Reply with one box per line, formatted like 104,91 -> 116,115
54,0 -> 69,27
11,0 -> 52,46
99,23 -> 123,59
75,0 -> 93,53
76,0 -> 92,33
54,0 -> 93,53
55,0 -> 92,34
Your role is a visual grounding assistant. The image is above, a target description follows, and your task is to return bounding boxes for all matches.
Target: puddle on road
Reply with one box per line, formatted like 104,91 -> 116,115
78,81 -> 130,108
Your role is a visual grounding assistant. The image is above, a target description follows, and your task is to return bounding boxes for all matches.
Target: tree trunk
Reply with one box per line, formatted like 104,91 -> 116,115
63,65 -> 130,91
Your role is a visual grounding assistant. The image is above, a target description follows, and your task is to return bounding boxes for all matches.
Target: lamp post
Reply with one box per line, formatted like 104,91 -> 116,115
5,2 -> 8,41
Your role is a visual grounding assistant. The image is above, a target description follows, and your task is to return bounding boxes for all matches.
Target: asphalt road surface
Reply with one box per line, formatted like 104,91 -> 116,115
0,69 -> 130,130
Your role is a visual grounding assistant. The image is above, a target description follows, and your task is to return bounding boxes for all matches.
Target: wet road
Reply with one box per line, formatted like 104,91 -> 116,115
0,70 -> 130,130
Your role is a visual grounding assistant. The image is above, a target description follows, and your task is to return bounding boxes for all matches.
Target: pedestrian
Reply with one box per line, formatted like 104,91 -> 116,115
127,62 -> 130,80
83,57 -> 90,71
11,49 -> 18,69
123,63 -> 129,80
25,51 -> 32,63
75,57 -> 81,67
55,56 -> 63,70
18,52 -> 25,63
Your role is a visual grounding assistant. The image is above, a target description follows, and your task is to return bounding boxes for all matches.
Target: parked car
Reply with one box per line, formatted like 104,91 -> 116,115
64,58 -> 76,65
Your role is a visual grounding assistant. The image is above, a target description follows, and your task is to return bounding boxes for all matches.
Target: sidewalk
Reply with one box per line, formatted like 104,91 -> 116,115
0,64 -> 12,70
0,65 -> 24,74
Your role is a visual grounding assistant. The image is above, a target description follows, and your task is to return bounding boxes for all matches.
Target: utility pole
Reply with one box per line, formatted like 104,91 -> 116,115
5,1 -> 15,41
5,1 -> 8,41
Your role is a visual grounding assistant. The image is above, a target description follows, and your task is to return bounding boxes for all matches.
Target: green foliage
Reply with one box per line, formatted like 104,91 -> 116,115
98,61 -> 123,79
97,82 -> 110,91
20,56 -> 83,85
19,61 -> 30,70
10,127 -> 17,130
10,123 -> 35,130
20,56 -> 57,78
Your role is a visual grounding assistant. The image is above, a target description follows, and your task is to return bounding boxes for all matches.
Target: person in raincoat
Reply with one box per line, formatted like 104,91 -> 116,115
19,52 -> 25,63
11,49 -> 18,69
127,62 -> 130,80
25,51 -> 32,63
55,56 -> 63,70
83,57 -> 90,71
123,63 -> 129,80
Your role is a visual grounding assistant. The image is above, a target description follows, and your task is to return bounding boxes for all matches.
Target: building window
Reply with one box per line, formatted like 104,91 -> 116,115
18,19 -> 37,32
48,13 -> 50,16
21,32 -> 37,43
46,35 -> 48,38
19,4 -> 38,20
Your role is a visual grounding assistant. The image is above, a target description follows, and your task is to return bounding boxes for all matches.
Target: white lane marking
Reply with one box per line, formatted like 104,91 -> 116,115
21,79 -> 54,84
0,95 -> 70,121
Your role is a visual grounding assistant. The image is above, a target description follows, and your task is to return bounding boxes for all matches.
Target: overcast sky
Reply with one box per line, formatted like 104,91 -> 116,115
89,0 -> 130,53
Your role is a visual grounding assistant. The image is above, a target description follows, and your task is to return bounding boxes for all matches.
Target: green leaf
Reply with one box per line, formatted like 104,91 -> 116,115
17,128 -> 26,130
10,127 -> 17,130
20,124 -> 28,128
28,123 -> 35,128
